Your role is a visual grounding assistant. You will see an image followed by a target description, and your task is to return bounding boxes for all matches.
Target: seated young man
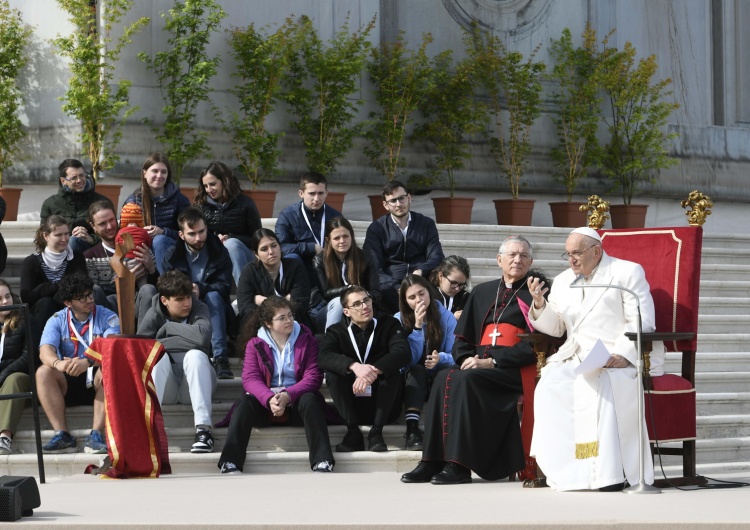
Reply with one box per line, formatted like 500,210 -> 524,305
137,270 -> 218,453
36,274 -> 120,453
318,286 -> 410,453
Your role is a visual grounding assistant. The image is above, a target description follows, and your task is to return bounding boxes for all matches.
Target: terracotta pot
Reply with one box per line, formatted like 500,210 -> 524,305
0,187 -> 23,221
180,186 -> 197,205
493,198 -> 535,226
368,194 -> 388,220
326,191 -> 346,214
95,183 -> 123,209
432,196 -> 475,224
610,204 -> 648,228
243,189 -> 278,218
549,201 -> 588,228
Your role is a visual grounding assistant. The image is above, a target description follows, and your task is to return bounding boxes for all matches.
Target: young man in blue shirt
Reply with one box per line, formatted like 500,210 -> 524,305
36,274 -> 120,453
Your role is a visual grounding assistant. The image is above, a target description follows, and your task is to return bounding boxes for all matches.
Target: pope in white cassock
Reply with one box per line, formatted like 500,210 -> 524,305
527,227 -> 664,491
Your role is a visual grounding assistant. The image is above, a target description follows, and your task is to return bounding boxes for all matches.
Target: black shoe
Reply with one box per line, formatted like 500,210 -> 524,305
368,426 -> 388,452
404,425 -> 423,451
599,482 -> 626,492
214,356 -> 234,380
191,429 -> 215,453
430,462 -> 472,485
335,428 -> 365,453
401,460 -> 445,483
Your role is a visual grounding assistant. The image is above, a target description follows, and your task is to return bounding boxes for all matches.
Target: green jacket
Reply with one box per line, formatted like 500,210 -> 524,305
39,177 -> 109,234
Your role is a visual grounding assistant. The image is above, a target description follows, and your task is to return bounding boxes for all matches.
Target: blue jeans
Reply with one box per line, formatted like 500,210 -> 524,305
152,235 -> 177,275
204,291 -> 229,360
69,235 -> 92,254
223,238 -> 255,286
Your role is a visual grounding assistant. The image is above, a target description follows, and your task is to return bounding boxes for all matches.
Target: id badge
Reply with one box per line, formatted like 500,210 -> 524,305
356,384 -> 372,397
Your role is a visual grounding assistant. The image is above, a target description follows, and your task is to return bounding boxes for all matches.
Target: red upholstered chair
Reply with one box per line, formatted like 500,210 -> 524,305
519,226 -> 704,487
599,226 -> 706,487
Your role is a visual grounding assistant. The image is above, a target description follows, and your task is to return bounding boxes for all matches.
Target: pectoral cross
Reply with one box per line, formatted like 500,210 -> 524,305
489,326 -> 502,347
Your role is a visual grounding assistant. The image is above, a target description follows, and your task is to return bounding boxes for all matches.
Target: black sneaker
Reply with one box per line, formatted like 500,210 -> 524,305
214,357 -> 234,380
192,429 -> 214,453
404,424 -> 423,451
220,461 -> 241,474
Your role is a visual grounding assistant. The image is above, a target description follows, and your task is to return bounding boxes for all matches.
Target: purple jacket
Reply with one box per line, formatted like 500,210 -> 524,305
242,324 -> 323,409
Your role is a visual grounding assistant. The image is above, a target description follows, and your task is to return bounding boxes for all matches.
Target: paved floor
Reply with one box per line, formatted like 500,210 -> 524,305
13,469 -> 750,528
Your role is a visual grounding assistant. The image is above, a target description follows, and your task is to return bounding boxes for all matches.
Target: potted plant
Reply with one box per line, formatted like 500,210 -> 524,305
548,26 -> 601,227
468,26 -> 545,226
364,31 -> 434,219
54,0 -> 147,207
139,0 -> 226,183
0,0 -> 30,220
595,36 -> 679,228
282,14 -> 376,211
225,19 -> 294,217
414,50 -> 483,224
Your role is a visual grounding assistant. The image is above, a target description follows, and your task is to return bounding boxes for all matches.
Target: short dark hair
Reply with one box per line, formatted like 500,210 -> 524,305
87,200 -> 116,224
157,270 -> 193,298
382,180 -> 408,201
340,285 -> 368,308
300,171 -> 327,190
58,274 -> 95,303
59,159 -> 84,181
177,207 -> 206,231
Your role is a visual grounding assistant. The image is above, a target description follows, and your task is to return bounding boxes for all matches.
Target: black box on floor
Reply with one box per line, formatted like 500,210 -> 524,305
0,476 -> 41,521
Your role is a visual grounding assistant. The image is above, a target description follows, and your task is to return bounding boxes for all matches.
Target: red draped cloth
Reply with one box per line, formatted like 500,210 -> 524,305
86,337 -> 171,478
479,323 -> 537,480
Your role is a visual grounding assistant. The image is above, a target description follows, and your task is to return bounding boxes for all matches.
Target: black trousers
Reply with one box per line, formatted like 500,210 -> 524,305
326,370 -> 401,427
219,392 -> 334,471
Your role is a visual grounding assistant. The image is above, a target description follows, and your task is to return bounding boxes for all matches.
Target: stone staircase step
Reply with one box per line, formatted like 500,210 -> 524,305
700,264 -> 750,280
657,436 -> 750,464
696,392 -> 750,415
696,333 -> 750,353
0,448 -> 423,478
700,280 -> 750,298
696,414 -> 750,439
698,297 -> 750,315
11,424 -> 412,455
694,372 -> 750,393
697,315 -> 750,334
665,351 -> 750,372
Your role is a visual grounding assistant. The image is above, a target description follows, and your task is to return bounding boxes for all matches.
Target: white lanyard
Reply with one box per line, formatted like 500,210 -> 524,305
301,204 -> 325,247
341,262 -> 349,285
347,318 -> 377,364
441,291 -> 454,312
69,309 -> 94,355
68,309 -> 95,387
273,262 -> 284,297
101,243 -> 116,255
0,331 -> 5,362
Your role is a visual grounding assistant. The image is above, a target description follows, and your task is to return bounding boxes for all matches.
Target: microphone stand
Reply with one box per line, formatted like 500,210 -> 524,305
570,277 -> 661,494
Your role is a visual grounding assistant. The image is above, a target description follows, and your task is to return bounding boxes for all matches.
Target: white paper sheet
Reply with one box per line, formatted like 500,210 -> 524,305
574,338 -> 611,375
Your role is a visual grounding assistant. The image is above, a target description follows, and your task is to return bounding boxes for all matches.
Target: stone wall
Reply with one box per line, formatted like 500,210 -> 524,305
5,0 -> 749,202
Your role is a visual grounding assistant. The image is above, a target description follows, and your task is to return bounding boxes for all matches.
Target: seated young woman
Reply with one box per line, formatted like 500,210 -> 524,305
394,274 -> 457,451
193,161 -> 262,286
429,255 -> 471,320
21,215 -> 87,325
236,228 -> 315,331
312,217 -> 380,331
0,279 -> 41,455
123,153 -> 190,274
217,296 -> 334,474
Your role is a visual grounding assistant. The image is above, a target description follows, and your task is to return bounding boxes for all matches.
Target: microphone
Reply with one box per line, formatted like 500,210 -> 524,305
570,274 -> 585,287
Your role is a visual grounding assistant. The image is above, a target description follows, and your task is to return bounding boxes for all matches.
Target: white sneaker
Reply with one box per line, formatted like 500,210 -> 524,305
0,436 -> 12,455
220,461 -> 241,475
312,460 -> 334,473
